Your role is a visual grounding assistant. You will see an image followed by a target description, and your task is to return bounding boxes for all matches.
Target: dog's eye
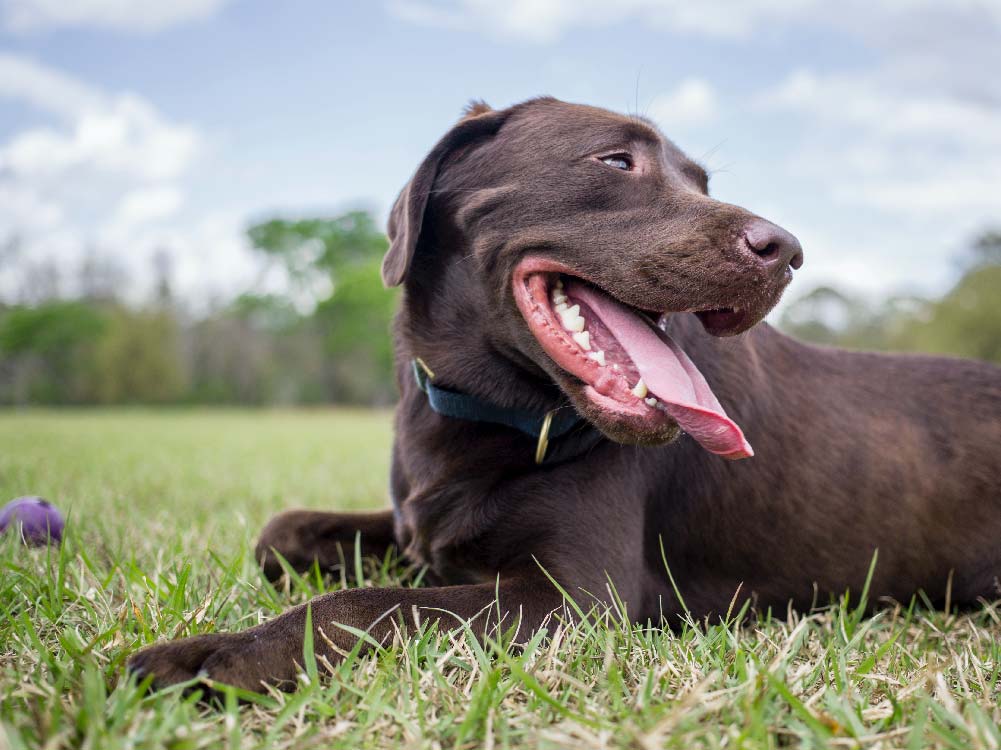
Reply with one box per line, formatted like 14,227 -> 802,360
600,154 -> 633,171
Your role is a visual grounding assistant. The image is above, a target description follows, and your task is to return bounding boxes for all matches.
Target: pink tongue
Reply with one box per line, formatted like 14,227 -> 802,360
568,283 -> 753,460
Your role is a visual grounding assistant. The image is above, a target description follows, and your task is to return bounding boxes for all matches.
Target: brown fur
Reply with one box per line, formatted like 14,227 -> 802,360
129,98 -> 1001,694
462,99 -> 493,118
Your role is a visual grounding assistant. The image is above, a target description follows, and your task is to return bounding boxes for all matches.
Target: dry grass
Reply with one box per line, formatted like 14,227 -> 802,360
1,410 -> 999,749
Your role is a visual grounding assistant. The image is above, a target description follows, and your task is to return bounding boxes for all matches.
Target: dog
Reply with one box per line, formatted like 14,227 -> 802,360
129,97 -> 1001,693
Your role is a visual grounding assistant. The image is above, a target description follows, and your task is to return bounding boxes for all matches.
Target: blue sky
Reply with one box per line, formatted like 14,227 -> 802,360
1,0 -> 999,313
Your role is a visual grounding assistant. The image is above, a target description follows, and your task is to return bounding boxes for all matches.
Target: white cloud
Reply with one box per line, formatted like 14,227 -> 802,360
108,185 -> 184,235
1,0 -> 231,33
836,176 -> 1001,215
0,55 -> 200,183
96,210 -> 259,307
759,68 -> 1001,217
0,54 -> 215,303
747,46 -> 1001,305
0,53 -> 100,118
386,0 -> 1001,43
387,0 -> 815,41
647,78 -> 717,129
0,183 -> 63,231
1,95 -> 199,181
762,69 -> 1001,148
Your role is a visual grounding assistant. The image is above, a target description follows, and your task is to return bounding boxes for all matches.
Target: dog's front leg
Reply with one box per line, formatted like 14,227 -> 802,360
128,574 -> 567,693
255,509 -> 398,581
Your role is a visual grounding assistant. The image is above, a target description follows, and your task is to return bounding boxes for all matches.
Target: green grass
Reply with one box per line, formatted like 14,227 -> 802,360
1,410 -> 1000,749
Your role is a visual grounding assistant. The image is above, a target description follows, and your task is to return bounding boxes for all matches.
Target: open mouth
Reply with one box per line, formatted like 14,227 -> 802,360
513,258 -> 754,460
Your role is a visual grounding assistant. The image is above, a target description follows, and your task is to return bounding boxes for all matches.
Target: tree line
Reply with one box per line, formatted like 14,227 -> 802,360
0,211 -> 397,407
779,229 -> 1001,363
1,216 -> 998,407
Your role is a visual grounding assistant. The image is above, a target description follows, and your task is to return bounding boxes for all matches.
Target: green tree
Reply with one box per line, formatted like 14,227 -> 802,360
87,307 -> 188,404
781,227 -> 1001,365
246,210 -> 398,404
315,258 -> 398,404
969,229 -> 1001,268
247,211 -> 389,290
0,301 -> 107,404
186,296 -> 330,405
893,264 -> 1001,362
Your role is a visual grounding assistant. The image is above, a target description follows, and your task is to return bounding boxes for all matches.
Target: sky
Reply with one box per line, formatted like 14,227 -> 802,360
0,0 -> 999,314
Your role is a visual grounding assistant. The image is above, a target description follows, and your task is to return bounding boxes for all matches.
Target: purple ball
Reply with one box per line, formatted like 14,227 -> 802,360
0,496 -> 64,546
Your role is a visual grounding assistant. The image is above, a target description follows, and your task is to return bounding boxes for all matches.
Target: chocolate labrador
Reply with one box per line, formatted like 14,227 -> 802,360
129,97 -> 1001,692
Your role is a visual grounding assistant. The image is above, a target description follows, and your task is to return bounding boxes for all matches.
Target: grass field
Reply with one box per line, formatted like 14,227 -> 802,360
1,410 -> 1000,749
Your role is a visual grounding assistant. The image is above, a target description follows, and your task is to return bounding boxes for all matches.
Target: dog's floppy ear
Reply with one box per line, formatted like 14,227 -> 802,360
382,102 -> 507,287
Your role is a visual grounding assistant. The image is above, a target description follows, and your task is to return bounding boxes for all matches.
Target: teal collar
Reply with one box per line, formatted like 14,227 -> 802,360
412,358 -> 602,464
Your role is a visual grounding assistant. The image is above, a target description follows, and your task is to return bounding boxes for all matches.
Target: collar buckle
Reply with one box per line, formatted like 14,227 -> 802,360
411,357 -> 598,465
534,410 -> 555,465
414,356 -> 436,381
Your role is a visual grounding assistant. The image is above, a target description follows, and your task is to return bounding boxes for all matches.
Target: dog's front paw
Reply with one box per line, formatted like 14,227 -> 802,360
128,632 -> 281,694
255,510 -> 313,580
255,510 -> 355,581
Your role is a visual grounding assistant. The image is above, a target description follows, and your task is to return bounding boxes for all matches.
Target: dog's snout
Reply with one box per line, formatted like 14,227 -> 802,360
743,220 -> 804,272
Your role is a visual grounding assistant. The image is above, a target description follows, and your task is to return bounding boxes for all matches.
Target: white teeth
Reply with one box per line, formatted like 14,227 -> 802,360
555,300 -> 587,335
555,278 -> 563,290
552,291 -> 567,305
560,306 -> 586,333
560,304 -> 580,319
572,331 -> 591,350
645,397 -> 658,407
587,350 -> 606,366
631,379 -> 648,398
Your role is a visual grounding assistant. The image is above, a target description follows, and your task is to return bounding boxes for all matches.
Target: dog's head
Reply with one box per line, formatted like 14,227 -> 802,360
385,97 -> 803,459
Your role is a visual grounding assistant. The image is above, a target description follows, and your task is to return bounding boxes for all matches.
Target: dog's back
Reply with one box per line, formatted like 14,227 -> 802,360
640,317 -> 1001,618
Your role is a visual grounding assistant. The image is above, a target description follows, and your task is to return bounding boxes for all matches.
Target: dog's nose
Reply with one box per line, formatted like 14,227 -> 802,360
743,220 -> 804,272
